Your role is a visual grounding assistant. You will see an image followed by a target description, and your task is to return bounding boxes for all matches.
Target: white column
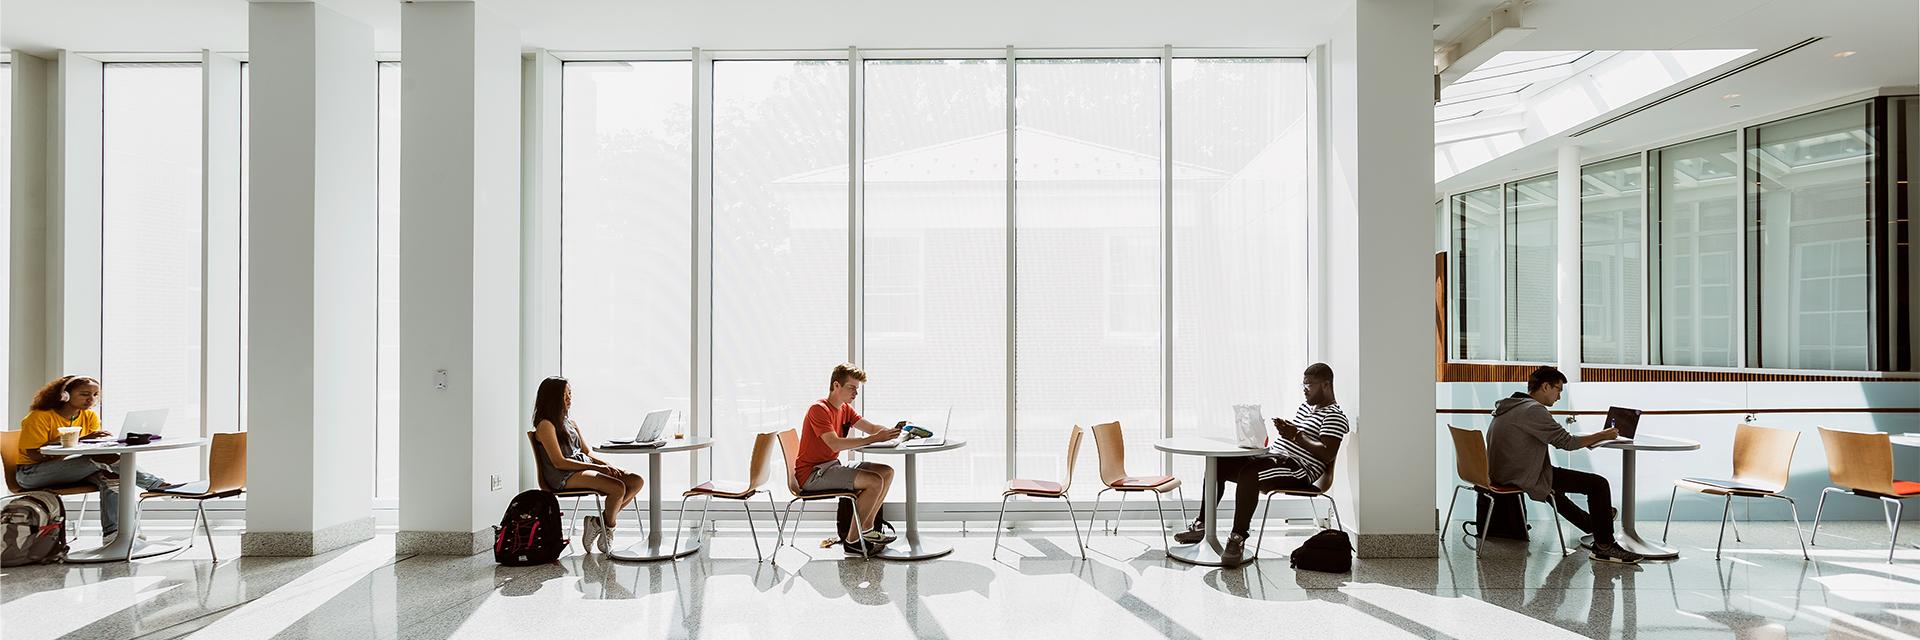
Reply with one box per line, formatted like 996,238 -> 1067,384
1324,0 -> 1437,558
397,1 -> 522,555
202,52 -> 243,438
243,1 -> 379,557
9,52 -> 54,410
52,51 -> 103,381
520,49 -> 561,491
1557,145 -> 1582,380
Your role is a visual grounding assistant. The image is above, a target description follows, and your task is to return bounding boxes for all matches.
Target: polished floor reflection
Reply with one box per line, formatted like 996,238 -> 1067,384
3,520 -> 1918,639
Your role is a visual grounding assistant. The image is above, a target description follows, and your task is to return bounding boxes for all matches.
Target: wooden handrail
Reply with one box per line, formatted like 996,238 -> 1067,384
1438,407 -> 1920,417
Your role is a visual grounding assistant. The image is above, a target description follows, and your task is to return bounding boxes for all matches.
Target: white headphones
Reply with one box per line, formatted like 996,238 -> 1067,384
58,376 -> 95,403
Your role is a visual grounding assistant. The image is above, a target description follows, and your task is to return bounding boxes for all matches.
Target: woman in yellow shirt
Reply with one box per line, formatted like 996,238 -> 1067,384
16,375 -> 173,544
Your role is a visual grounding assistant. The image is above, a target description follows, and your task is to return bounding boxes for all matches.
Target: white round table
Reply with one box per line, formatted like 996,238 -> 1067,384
38,437 -> 210,563
593,437 -> 713,562
1153,437 -> 1266,567
856,439 -> 967,560
1582,434 -> 1701,560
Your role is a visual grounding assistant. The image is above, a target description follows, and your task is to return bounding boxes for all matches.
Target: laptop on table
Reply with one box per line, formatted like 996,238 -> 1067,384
1604,406 -> 1641,441
900,407 -> 953,448
604,409 -> 672,448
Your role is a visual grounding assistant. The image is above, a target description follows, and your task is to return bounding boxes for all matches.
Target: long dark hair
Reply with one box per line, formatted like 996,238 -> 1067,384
532,376 -> 569,430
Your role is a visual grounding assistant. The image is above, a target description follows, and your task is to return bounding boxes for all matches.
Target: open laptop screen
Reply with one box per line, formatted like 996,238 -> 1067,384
1605,406 -> 1642,439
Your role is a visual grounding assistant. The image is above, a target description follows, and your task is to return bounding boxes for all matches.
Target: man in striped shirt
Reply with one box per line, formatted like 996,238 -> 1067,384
1173,363 -> 1349,559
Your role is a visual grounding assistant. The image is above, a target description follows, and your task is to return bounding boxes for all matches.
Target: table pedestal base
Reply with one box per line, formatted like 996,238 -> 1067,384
1166,541 -> 1252,567
1579,533 -> 1679,560
866,537 -> 951,561
67,537 -> 187,563
610,537 -> 700,562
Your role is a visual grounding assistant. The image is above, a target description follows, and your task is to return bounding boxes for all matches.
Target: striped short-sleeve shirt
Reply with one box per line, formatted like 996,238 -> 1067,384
1257,402 -> 1349,482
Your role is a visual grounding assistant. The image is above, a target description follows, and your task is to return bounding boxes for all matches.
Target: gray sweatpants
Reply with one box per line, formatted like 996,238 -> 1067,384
16,457 -> 169,536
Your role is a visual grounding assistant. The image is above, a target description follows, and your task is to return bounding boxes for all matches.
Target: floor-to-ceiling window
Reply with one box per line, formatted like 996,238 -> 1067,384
1580,156 -> 1645,365
1747,102 -> 1872,371
559,51 -> 1311,508
101,63 -> 204,480
375,61 -> 402,498
860,59 -> 1007,501
560,60 -> 695,495
1013,58 -> 1164,491
1168,57 -> 1310,481
712,60 -> 850,498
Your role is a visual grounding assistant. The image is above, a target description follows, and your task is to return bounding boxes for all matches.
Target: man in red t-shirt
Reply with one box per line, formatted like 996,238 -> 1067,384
793,363 -> 902,551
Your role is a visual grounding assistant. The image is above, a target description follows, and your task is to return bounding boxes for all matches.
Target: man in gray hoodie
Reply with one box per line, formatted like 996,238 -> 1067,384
1487,366 -> 1642,564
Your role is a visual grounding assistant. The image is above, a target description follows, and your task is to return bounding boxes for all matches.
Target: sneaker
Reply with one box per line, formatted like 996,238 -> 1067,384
1222,532 -> 1248,560
595,525 -> 614,554
1173,520 -> 1207,545
581,516 -> 603,554
1589,540 -> 1643,564
861,529 -> 897,546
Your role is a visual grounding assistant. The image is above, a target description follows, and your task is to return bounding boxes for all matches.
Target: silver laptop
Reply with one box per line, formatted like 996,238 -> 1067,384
902,407 -> 953,448
119,408 -> 169,435
608,409 -> 672,444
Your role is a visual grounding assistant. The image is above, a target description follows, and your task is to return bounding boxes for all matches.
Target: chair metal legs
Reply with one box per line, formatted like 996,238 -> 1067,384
671,494 -> 704,558
772,496 -> 868,564
1440,485 -> 1468,541
197,501 -> 218,563
71,494 -> 90,542
1889,498 -> 1904,563
1715,494 -> 1734,560
1663,486 -> 1679,542
1810,487 -> 1844,545
991,494 -> 1013,559
1063,496 -> 1087,559
1781,494 -> 1810,561
1151,491 -> 1170,551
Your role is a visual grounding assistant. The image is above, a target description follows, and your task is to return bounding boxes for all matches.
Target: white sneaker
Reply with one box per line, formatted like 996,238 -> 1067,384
595,524 -> 614,554
580,516 -> 603,554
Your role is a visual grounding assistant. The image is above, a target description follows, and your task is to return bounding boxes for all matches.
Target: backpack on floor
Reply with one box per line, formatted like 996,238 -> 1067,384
1,491 -> 71,567
1289,528 -> 1352,573
494,489 -> 566,566
1463,489 -> 1530,541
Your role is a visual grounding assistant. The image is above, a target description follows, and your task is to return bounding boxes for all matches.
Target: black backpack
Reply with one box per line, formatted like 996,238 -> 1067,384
1289,529 -> 1352,573
1,492 -> 70,567
1462,489 -> 1530,541
494,489 -> 566,566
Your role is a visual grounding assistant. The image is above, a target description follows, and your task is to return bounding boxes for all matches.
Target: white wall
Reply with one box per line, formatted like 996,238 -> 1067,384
1438,381 -> 1920,522
8,52 -> 52,411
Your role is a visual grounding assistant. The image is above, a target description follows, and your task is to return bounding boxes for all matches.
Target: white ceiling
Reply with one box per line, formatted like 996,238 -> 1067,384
1432,0 -> 1919,195
0,0 -> 1353,53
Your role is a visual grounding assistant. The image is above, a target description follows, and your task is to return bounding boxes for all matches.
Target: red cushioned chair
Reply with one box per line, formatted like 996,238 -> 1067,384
993,425 -> 1087,559
1811,427 -> 1920,563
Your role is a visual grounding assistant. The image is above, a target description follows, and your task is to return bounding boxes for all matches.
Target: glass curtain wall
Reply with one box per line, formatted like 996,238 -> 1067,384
1013,58 -> 1164,491
1652,133 -> 1740,367
860,59 -> 1007,501
1504,174 -> 1557,362
1747,103 -> 1872,371
711,60 -> 849,498
560,61 -> 696,496
101,63 -> 204,481
1168,58 -> 1310,481
1579,156 -> 1645,364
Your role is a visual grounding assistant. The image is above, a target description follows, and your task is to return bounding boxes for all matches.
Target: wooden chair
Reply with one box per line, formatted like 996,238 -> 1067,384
526,431 -> 622,541
993,425 -> 1087,559
140,431 -> 246,562
3,430 -> 101,541
673,431 -> 783,561
1811,427 -> 1920,563
1661,423 -> 1808,560
1441,426 -> 1570,555
1253,445 -> 1346,557
770,428 -> 873,561
1084,421 -> 1186,551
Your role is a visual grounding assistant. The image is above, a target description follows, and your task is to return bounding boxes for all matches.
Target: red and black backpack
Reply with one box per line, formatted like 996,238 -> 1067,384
494,489 -> 566,566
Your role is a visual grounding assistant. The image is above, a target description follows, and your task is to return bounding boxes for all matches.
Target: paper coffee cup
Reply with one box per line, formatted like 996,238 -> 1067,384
57,427 -> 81,447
